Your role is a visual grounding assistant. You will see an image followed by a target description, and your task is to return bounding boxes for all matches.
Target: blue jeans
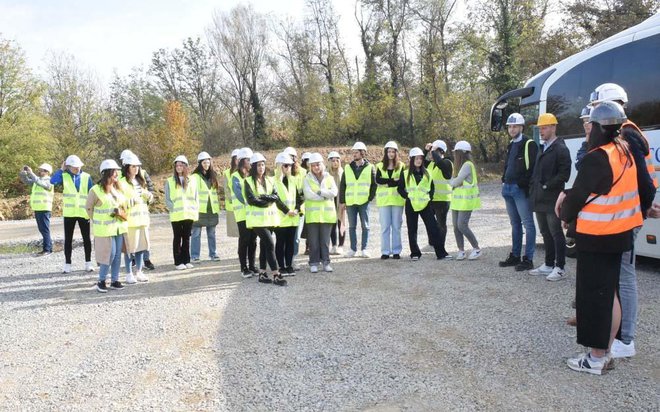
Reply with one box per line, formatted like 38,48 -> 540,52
347,203 -> 370,252
99,235 -> 123,283
191,225 -> 218,259
379,205 -> 403,255
502,183 -> 535,259
124,250 -> 145,273
35,211 -> 52,252
619,228 -> 640,344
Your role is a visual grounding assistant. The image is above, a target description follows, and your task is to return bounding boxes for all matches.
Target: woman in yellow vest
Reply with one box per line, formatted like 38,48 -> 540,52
224,148 -> 240,238
165,155 -> 199,270
558,101 -> 643,375
19,163 -> 54,256
244,152 -> 286,286
119,153 -> 152,283
327,151 -> 346,254
449,141 -> 481,261
232,148 -> 258,278
190,151 -> 221,262
50,155 -> 94,273
424,139 -> 453,259
274,152 -> 303,275
303,153 -> 338,273
397,147 -> 445,260
375,141 -> 405,259
86,159 -> 128,293
297,151 -> 312,256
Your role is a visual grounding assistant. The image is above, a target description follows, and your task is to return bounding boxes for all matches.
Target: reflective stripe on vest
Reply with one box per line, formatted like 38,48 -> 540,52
576,143 -> 643,235
119,177 -> 150,228
275,178 -> 300,227
429,160 -> 453,202
403,170 -> 432,212
62,173 -> 90,218
450,161 -> 481,211
245,176 -> 281,228
304,174 -> 337,224
223,169 -> 234,212
91,185 -> 128,237
375,162 -> 405,207
167,177 -> 199,222
193,173 -> 220,214
344,163 -> 373,206
30,183 -> 54,212
231,171 -> 247,222
621,121 -> 659,189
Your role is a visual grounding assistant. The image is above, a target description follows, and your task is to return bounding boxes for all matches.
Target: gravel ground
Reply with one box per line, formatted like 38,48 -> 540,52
1,183 -> 658,411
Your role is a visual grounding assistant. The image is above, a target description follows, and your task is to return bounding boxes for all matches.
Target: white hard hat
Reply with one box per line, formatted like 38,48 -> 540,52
453,141 -> 471,152
301,152 -> 312,161
590,83 -> 628,105
250,152 -> 266,164
431,139 -> 448,152
120,149 -> 134,162
174,155 -> 189,165
352,142 -> 367,151
238,147 -> 253,160
506,113 -> 525,126
197,151 -> 212,162
38,163 -> 53,174
308,152 -> 324,164
579,106 -> 591,120
99,159 -> 121,172
384,141 -> 398,150
231,149 -> 240,157
123,153 -> 142,166
327,151 -> 340,159
409,147 -> 424,157
275,152 -> 294,165
65,155 -> 84,168
284,147 -> 297,157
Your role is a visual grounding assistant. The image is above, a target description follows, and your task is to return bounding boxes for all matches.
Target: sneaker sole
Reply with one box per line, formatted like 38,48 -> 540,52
567,363 -> 605,375
546,276 -> 564,281
96,287 -> 107,293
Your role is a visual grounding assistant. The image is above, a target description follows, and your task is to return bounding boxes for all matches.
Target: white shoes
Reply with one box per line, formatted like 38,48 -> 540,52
530,264 -> 553,275
125,272 -> 137,284
62,263 -> 72,274
359,250 -> 370,258
546,267 -> 565,281
136,271 -> 149,282
324,264 -> 333,272
185,263 -> 194,269
344,249 -> 356,258
85,261 -> 95,272
175,264 -> 186,270
330,246 -> 337,255
468,249 -> 482,260
455,251 -> 466,261
611,339 -> 636,358
310,265 -> 319,273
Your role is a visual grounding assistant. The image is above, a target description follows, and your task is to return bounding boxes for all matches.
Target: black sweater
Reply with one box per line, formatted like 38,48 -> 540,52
244,176 -> 289,215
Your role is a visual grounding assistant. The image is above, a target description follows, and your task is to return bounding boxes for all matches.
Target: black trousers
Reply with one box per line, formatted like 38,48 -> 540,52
430,201 -> 450,256
64,217 -> 92,264
330,219 -> 345,247
253,227 -> 277,271
275,226 -> 297,270
405,202 -> 444,258
172,219 -> 193,265
237,220 -> 257,270
536,211 -> 566,269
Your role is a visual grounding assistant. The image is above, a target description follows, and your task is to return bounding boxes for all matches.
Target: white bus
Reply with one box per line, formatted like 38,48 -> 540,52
489,13 -> 660,258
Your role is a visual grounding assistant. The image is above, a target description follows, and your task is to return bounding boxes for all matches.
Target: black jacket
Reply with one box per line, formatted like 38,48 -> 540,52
529,138 -> 572,213
621,125 -> 656,217
502,135 -> 539,192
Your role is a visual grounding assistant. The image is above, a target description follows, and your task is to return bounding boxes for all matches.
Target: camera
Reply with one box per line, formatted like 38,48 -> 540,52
110,208 -> 119,217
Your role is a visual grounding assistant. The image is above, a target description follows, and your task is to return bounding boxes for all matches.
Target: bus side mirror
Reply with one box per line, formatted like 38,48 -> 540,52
491,107 -> 503,131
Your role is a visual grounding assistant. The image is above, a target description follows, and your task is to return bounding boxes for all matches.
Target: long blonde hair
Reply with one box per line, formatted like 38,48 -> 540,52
328,158 -> 343,185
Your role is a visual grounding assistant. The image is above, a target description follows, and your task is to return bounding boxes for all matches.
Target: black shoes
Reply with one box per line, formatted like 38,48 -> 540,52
249,266 -> 260,275
381,254 -> 390,260
499,253 -> 521,267
144,260 -> 155,270
96,281 -> 107,293
258,273 -> 272,284
515,257 -> 534,272
110,281 -> 124,289
273,274 -> 287,286
37,250 -> 52,256
392,254 -> 401,260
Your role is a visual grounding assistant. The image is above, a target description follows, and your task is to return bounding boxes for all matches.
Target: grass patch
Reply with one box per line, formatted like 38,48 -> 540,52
0,243 -> 41,255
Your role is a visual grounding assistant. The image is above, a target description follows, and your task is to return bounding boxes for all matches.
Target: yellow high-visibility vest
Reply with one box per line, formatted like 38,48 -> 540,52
90,185 -> 128,237
119,177 -> 150,228
167,177 -> 199,222
30,183 -> 54,212
403,170 -> 432,212
275,177 -> 300,227
231,171 -> 247,222
429,160 -> 453,202
450,161 -> 481,211
344,163 -> 373,206
244,176 -> 281,228
305,174 -> 337,224
223,169 -> 234,212
62,172 -> 90,218
375,162 -> 405,207
192,173 -> 220,214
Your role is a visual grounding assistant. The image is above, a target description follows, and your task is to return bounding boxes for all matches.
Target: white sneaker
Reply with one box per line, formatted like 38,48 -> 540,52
136,271 -> 149,282
344,249 -> 356,258
468,249 -> 482,260
567,352 -> 609,375
330,246 -> 338,255
175,264 -> 186,270
125,272 -> 137,284
310,265 -> 319,273
611,339 -> 636,358
185,263 -> 194,269
324,264 -> 333,272
336,246 -> 344,255
530,264 -> 553,275
62,263 -> 72,273
455,251 -> 466,261
546,267 -> 565,281
211,256 -> 221,261
360,250 -> 370,258
85,261 -> 95,272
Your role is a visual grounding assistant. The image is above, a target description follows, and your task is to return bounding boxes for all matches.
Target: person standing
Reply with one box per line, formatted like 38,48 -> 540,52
274,152 -> 303,275
449,141 -> 482,260
529,113 -> 572,281
50,155 -> 94,273
165,155 -> 199,270
424,139 -> 454,259
375,141 -> 405,259
190,151 -> 221,262
499,113 -> 538,271
327,151 -> 346,255
86,160 -> 128,293
303,153 -> 338,273
340,142 -> 376,258
224,149 -> 240,238
232,148 -> 259,278
19,163 -> 54,256
119,153 -> 152,283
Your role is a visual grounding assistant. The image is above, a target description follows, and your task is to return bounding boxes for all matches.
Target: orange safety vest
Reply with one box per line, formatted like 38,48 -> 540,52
621,120 -> 658,189
576,142 -> 643,236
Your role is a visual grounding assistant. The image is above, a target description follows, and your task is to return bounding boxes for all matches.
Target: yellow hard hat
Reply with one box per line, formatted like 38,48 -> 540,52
537,113 -> 558,126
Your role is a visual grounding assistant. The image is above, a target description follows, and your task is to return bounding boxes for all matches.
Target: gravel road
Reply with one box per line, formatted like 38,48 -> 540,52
1,183 -> 658,411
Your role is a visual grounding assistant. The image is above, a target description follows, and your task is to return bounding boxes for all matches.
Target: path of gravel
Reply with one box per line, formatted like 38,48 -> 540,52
0,183 -> 658,411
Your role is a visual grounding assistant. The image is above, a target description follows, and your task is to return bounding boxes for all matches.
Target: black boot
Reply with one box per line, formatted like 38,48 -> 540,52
498,253 -> 521,267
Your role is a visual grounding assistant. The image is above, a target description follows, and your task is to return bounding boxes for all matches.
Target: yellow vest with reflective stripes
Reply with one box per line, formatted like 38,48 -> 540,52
275,177 -> 300,227
344,163 -> 373,206
119,177 -> 150,228
450,161 -> 481,211
167,177 -> 199,222
223,169 -> 234,212
305,173 -> 337,224
192,173 -> 220,214
376,162 -> 405,207
231,171 -> 247,222
429,160 -> 453,202
30,183 -> 54,212
91,185 -> 128,237
245,176 -> 281,229
403,170 -> 432,212
62,172 -> 90,218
